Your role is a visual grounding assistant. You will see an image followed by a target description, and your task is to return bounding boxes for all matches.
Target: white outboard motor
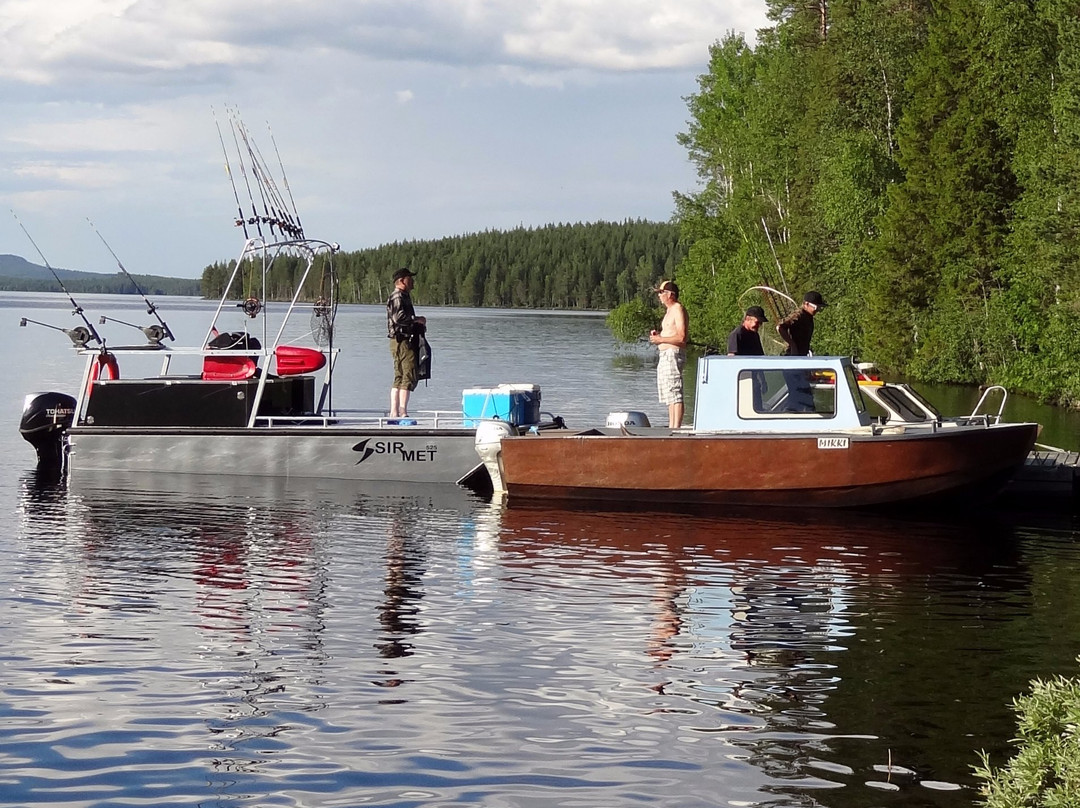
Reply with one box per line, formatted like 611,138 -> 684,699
20,392 -> 77,468
605,411 -> 651,428
475,420 -> 514,494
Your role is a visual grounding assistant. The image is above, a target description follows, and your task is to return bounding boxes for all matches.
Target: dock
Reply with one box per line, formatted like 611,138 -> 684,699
1001,449 -> 1080,508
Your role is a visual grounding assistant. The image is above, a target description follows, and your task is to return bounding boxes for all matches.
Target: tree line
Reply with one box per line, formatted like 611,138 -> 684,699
200,221 -> 684,311
0,273 -> 200,296
666,0 -> 1080,405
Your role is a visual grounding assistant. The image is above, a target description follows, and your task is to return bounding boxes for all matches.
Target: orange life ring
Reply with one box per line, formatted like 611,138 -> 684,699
87,351 -> 120,397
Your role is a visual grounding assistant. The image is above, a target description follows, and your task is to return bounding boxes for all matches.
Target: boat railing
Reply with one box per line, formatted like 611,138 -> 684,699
870,411 -> 998,435
970,385 -> 1008,424
255,409 -> 473,429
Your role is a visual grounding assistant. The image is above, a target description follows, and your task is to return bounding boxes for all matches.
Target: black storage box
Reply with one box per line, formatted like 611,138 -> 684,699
84,376 -> 315,427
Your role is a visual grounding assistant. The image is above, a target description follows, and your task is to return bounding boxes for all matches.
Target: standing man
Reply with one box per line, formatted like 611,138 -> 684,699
777,290 -> 827,356
727,305 -> 768,356
649,280 -> 689,428
386,267 -> 426,419
776,291 -> 827,412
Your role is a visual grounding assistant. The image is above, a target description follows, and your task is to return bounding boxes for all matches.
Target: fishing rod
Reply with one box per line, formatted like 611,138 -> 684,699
87,219 -> 175,342
214,106 -> 249,238
761,218 -> 793,304
269,122 -> 304,238
638,335 -> 722,354
11,211 -> 103,348
234,116 -> 279,238
226,108 -> 265,239
239,118 -> 302,239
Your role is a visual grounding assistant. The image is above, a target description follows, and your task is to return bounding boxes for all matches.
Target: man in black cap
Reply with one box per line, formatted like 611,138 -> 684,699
777,290 -> 827,357
386,267 -> 426,419
776,291 -> 827,412
727,305 -> 768,356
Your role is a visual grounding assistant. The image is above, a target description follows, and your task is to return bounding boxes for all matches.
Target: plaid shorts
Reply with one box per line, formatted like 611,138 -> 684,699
656,349 -> 685,405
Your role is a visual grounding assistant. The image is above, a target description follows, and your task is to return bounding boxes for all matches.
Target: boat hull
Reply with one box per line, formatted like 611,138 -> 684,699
497,423 -> 1040,508
68,426 -> 486,485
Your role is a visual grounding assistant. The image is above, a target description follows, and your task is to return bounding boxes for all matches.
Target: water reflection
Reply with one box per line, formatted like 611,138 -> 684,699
497,503 -> 1025,805
9,471 -> 1076,808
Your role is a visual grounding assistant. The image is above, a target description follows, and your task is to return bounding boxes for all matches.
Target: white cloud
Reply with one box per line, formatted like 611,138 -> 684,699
0,0 -> 770,277
1,1 -> 768,88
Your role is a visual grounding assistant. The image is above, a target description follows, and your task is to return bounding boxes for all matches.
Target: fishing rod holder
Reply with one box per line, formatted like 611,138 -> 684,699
20,317 -> 94,348
98,315 -> 167,345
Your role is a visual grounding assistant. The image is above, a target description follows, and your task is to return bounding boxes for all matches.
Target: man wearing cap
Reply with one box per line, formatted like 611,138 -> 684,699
777,290 -> 827,412
727,306 -> 768,356
386,267 -> 426,419
777,290 -> 827,357
648,280 -> 688,428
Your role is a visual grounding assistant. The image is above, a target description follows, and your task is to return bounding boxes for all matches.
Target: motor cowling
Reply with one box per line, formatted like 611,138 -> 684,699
20,392 -> 77,467
605,411 -> 651,428
475,419 -> 514,494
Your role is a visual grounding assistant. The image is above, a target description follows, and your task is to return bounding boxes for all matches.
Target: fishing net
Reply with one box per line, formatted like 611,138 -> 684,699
310,264 -> 338,347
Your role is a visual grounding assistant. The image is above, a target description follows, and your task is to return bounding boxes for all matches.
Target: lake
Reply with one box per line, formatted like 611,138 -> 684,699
3,291 -> 1080,808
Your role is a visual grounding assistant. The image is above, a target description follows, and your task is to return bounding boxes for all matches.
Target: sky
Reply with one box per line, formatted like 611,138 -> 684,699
0,1 -> 771,279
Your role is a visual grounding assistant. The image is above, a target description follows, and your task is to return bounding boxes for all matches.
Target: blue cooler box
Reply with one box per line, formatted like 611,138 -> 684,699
462,384 -> 541,426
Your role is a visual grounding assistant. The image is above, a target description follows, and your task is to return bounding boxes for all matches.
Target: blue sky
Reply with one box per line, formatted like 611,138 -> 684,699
0,1 -> 769,278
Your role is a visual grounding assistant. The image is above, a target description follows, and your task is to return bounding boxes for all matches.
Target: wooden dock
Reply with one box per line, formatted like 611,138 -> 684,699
1001,449 -> 1080,507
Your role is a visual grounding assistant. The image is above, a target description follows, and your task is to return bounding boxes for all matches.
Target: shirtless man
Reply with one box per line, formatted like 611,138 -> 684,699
648,280 -> 689,428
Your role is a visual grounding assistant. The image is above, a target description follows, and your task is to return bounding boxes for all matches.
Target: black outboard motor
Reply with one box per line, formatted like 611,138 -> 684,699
20,392 -> 77,467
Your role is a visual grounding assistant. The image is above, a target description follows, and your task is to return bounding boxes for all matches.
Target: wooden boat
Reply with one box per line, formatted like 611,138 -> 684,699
475,355 -> 1040,508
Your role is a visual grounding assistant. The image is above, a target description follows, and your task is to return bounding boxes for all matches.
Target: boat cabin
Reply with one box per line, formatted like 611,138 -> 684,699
692,355 -> 874,433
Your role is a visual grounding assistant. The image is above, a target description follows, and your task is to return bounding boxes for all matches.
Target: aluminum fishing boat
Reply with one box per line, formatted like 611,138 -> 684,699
17,121 -> 557,489
475,354 -> 1040,507
18,233 -> 559,488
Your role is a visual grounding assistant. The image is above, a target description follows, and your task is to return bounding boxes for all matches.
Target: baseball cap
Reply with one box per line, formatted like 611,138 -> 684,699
392,267 -> 417,282
745,305 -> 768,322
804,290 -> 827,308
653,280 -> 679,296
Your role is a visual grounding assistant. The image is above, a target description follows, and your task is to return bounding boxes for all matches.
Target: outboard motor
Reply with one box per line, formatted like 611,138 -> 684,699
605,411 -> 651,428
20,392 -> 77,467
475,420 -> 514,494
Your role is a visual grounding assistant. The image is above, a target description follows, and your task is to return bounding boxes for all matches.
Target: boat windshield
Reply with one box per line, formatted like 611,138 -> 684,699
737,368 -> 838,419
845,364 -> 872,415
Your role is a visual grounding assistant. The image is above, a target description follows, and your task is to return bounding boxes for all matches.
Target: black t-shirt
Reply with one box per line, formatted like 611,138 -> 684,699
727,325 -> 765,356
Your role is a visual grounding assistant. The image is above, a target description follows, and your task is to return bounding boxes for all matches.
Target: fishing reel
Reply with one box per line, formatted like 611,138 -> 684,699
20,318 -> 94,348
98,316 -> 167,345
240,297 -> 262,318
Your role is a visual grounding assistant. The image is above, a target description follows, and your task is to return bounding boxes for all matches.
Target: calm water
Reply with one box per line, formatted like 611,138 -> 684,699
4,291 -> 1080,808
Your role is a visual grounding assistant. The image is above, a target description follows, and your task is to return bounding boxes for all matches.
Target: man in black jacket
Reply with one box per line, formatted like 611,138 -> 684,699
386,267 -> 426,419
776,291 -> 827,412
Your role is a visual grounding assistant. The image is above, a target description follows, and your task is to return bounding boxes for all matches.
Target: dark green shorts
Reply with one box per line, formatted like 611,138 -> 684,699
391,338 -> 418,391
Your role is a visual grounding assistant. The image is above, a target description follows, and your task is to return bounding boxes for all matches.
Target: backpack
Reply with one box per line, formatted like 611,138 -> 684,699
417,332 -> 432,382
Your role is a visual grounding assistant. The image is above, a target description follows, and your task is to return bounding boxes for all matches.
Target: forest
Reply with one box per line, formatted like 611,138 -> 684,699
199,221 -> 683,311
668,0 -> 1080,405
200,0 -> 1080,405
0,273 -> 200,296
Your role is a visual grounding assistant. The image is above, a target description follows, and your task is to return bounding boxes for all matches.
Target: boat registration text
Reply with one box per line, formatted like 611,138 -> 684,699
817,437 -> 850,450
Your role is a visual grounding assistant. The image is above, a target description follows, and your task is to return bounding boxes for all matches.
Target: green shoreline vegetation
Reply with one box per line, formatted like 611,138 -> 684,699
11,0 -> 1080,410
204,0 -> 1080,408
665,0 -> 1080,408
